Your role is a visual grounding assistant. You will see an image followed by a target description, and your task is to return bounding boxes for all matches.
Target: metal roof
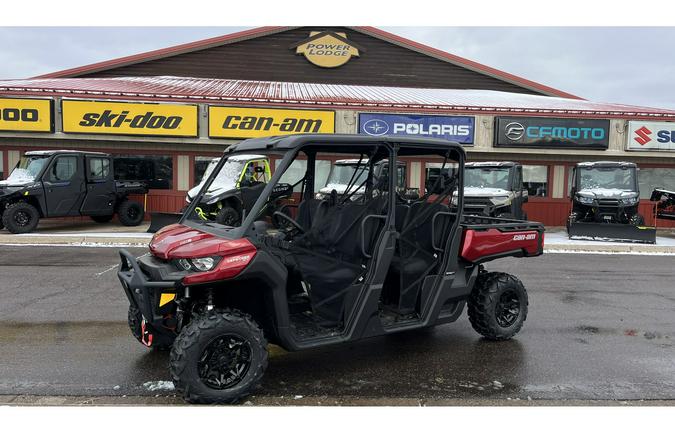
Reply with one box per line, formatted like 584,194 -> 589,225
32,26 -> 580,99
1,76 -> 674,119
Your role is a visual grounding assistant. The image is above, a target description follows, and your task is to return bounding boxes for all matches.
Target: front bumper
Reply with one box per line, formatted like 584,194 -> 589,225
117,249 -> 178,332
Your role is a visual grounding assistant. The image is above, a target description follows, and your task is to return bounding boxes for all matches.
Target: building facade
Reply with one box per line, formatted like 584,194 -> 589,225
1,26 -> 673,226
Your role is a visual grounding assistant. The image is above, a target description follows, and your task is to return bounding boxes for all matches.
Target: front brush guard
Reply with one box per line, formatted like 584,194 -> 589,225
117,249 -> 177,332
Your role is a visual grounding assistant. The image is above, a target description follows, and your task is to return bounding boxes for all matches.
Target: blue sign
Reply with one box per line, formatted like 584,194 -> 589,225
358,113 -> 474,144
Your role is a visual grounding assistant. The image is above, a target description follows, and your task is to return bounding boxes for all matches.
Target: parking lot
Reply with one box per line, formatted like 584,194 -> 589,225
0,244 -> 673,405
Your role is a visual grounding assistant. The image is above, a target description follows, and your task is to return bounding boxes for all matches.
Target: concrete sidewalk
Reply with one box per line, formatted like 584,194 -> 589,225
1,220 -> 674,253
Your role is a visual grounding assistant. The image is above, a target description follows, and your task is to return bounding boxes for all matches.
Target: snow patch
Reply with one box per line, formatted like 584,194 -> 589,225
142,380 -> 175,391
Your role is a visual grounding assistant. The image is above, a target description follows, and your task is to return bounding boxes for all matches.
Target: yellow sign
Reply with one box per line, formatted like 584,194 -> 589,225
209,106 -> 335,138
62,100 -> 198,137
293,31 -> 361,68
0,98 -> 53,133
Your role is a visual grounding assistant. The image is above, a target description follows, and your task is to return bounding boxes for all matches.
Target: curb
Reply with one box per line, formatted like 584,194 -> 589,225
0,235 -> 150,247
544,243 -> 675,254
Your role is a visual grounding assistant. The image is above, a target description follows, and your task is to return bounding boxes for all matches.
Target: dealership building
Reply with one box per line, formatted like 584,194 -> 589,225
0,26 -> 674,227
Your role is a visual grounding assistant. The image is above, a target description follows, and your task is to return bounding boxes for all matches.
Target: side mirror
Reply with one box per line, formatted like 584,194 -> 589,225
254,166 -> 265,174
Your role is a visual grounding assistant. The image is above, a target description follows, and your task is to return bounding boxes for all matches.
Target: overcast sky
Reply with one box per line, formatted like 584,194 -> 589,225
1,27 -> 674,110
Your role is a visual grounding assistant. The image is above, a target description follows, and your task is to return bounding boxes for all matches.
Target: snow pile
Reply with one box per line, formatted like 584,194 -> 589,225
142,380 -> 175,391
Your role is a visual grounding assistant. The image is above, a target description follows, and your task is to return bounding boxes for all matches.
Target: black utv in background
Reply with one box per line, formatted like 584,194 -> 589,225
567,161 -> 655,243
0,150 -> 148,233
448,161 -> 528,220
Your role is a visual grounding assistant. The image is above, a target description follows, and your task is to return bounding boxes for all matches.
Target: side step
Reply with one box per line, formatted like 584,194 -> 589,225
147,212 -> 182,233
567,221 -> 657,244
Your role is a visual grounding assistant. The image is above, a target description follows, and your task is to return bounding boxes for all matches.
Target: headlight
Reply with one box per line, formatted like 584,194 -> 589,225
621,196 -> 639,205
315,193 -> 326,200
451,196 -> 458,206
490,196 -> 509,204
191,257 -> 217,271
185,195 -> 191,203
174,256 -> 221,272
577,195 -> 594,205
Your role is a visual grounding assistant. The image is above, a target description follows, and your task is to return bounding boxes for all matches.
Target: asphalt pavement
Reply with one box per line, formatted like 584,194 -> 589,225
0,246 -> 673,405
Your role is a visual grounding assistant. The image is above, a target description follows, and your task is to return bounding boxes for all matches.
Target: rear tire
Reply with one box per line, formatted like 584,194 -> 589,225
468,272 -> 528,341
117,200 -> 145,226
170,309 -> 268,404
127,305 -> 175,350
629,214 -> 645,226
91,215 -> 114,223
215,206 -> 241,226
2,202 -> 40,234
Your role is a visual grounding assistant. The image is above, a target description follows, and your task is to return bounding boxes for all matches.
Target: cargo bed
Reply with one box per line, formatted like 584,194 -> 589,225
459,215 -> 545,263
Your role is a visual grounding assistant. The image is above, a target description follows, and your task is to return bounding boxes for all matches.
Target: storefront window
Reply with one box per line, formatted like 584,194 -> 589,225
523,165 -> 548,197
113,155 -> 173,190
195,156 -> 221,185
638,168 -> 675,199
425,162 -> 458,193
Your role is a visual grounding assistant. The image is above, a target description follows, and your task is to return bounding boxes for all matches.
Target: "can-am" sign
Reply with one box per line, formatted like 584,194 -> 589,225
358,113 -> 474,145
627,121 -> 675,151
209,106 -> 335,138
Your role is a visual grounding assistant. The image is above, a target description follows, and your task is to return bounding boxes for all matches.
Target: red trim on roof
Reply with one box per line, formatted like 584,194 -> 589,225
353,26 -> 583,100
33,26 -> 288,79
33,26 -> 580,100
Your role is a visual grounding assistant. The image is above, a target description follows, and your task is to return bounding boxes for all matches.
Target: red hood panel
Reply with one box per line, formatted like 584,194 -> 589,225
149,224 -> 217,259
149,224 -> 256,260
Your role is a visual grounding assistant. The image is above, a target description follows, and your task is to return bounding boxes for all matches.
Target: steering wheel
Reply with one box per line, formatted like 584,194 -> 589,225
272,211 -> 305,233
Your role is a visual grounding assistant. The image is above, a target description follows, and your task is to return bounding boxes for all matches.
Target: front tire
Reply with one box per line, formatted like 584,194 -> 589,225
629,213 -> 645,226
2,202 -> 40,234
117,200 -> 145,226
468,272 -> 528,341
215,206 -> 241,226
170,309 -> 268,404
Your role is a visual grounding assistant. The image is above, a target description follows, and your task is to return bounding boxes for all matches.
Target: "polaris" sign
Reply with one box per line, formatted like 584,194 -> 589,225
358,113 -> 474,144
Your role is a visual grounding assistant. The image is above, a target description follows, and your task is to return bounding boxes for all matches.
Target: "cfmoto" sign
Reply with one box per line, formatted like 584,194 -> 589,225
495,117 -> 609,149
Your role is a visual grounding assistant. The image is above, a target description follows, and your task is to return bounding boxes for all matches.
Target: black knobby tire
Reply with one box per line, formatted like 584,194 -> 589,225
467,272 -> 528,341
2,202 -> 40,234
215,206 -> 241,226
170,309 -> 268,404
629,214 -> 645,226
117,200 -> 145,226
127,305 -> 175,350
91,215 -> 114,224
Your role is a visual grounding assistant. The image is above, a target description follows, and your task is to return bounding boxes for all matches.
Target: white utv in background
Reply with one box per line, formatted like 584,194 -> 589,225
449,161 -> 528,220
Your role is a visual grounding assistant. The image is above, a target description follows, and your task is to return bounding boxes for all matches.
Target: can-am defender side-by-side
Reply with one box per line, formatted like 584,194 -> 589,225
451,161 -> 528,220
117,134 -> 544,404
567,161 -> 656,244
0,150 -> 147,233
148,155 -> 273,232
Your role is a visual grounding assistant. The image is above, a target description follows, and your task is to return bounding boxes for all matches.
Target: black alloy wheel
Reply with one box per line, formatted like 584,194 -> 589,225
495,289 -> 520,328
198,334 -> 253,390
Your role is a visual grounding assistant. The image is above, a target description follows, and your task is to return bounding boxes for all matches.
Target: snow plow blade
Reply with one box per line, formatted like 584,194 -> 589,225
147,212 -> 182,233
567,221 -> 656,244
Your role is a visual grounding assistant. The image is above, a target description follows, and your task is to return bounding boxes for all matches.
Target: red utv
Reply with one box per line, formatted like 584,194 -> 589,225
117,134 -> 544,404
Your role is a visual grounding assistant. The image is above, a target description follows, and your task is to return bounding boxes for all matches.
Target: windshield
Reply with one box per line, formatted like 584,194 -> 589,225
325,163 -> 369,189
185,152 -> 283,230
579,167 -> 636,191
464,167 -> 511,190
6,156 -> 49,183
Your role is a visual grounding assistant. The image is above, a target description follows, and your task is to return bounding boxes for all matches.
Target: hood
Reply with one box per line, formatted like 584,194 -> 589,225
319,183 -> 366,195
577,188 -> 636,199
0,181 -> 26,196
462,187 -> 510,198
149,224 -> 253,260
189,183 -> 238,203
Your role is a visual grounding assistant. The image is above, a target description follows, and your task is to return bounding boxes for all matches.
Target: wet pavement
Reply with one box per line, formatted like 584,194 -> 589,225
0,246 -> 673,403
